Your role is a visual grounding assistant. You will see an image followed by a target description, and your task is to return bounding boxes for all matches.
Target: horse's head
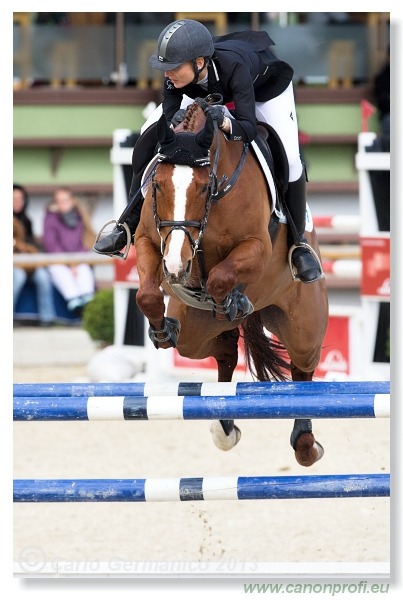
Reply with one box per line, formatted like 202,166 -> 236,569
151,112 -> 215,284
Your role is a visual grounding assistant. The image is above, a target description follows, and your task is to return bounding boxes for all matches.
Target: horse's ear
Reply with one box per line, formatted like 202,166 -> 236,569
157,113 -> 176,145
195,112 -> 215,149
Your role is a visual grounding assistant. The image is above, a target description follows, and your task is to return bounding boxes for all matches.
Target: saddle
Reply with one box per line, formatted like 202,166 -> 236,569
251,122 -> 290,240
254,121 -> 289,192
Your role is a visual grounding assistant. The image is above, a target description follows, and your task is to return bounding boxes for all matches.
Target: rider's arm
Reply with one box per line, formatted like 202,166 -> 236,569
161,78 -> 184,124
221,62 -> 258,143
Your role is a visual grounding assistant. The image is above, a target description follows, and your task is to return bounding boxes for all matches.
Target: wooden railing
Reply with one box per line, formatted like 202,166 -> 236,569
13,252 -> 113,270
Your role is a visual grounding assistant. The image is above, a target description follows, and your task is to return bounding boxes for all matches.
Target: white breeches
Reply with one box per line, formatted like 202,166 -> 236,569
255,83 -> 303,182
141,82 -> 302,183
48,264 -> 95,301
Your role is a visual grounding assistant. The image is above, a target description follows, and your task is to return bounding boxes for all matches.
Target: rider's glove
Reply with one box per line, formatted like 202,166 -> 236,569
205,105 -> 225,128
170,109 -> 187,128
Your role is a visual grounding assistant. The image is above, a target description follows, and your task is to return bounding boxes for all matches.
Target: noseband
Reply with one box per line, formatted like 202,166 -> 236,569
152,169 -> 212,257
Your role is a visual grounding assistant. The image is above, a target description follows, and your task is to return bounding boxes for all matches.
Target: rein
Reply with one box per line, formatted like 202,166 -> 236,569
210,139 -> 249,201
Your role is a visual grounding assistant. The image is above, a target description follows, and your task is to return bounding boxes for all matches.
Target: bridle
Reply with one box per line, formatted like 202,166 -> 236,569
152,170 -> 212,259
152,100 -> 249,262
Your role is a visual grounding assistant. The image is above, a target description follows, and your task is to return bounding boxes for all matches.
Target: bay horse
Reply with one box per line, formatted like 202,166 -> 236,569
134,98 -> 329,467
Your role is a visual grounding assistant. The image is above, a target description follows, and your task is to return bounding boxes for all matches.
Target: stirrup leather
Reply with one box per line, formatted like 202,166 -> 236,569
93,220 -> 131,260
288,242 -> 324,283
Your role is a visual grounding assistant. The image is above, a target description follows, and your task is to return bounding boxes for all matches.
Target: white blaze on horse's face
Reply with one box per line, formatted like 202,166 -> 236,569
163,165 -> 194,278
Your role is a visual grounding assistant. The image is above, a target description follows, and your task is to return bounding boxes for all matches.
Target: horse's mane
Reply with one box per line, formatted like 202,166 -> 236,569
181,102 -> 202,132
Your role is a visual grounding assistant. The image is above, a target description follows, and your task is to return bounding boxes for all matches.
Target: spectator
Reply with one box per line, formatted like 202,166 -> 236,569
42,187 -> 96,313
13,184 -> 57,327
373,45 -> 390,140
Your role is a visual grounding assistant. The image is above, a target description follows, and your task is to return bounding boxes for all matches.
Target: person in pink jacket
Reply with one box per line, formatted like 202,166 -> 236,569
42,187 -> 96,313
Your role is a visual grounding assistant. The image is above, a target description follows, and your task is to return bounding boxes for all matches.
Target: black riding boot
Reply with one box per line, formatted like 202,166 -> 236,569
285,172 -> 323,283
93,174 -> 144,256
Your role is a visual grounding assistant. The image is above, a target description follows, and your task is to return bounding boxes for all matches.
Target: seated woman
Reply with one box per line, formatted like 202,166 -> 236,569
42,187 -> 96,313
13,183 -> 57,326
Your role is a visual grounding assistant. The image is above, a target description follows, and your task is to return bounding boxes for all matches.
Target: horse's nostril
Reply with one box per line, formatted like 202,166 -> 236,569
163,257 -> 192,282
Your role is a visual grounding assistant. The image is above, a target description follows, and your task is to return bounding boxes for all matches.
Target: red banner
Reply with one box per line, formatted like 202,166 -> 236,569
316,315 -> 350,377
361,237 -> 390,298
173,315 -> 351,378
114,246 -> 139,286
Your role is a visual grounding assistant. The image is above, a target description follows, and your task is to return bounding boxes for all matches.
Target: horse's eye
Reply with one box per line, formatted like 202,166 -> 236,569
153,182 -> 161,192
201,184 -> 209,194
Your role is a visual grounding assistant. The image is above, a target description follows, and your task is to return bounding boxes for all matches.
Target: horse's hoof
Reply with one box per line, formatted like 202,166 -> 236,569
210,420 -> 241,451
214,289 -> 254,322
294,432 -> 324,467
148,317 -> 181,349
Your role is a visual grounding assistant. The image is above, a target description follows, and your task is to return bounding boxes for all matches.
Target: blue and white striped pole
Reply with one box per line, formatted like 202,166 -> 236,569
13,380 -> 390,398
14,392 -> 390,421
13,474 -> 390,503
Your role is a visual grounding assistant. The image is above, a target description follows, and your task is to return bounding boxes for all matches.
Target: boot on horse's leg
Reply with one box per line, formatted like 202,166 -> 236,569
93,176 -> 143,258
285,171 -> 323,283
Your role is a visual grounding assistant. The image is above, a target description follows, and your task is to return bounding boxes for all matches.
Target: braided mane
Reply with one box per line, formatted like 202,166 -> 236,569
175,95 -> 221,134
181,102 -> 201,132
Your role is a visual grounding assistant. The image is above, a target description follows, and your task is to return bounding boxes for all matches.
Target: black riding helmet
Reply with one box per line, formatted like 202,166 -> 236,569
149,19 -> 214,82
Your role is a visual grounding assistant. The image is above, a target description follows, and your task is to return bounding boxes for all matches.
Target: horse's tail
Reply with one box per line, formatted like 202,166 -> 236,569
242,311 -> 291,382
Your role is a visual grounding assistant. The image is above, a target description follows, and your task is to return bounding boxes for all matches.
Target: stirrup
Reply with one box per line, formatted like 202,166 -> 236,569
93,220 -> 131,260
288,243 -> 324,283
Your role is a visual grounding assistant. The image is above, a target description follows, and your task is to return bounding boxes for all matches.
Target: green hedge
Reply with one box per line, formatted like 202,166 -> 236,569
82,288 -> 114,346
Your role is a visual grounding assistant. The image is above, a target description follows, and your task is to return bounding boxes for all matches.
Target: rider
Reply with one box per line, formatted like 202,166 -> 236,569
94,19 -> 322,283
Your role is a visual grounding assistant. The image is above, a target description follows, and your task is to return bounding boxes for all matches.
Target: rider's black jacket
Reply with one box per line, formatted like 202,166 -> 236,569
161,30 -> 294,143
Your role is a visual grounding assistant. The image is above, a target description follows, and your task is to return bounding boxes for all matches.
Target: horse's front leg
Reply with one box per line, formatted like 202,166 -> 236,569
135,237 -> 180,349
206,238 -> 268,315
211,328 -> 242,451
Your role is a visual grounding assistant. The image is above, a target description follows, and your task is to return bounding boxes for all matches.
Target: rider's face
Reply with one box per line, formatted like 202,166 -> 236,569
164,62 -> 194,87
164,58 -> 206,88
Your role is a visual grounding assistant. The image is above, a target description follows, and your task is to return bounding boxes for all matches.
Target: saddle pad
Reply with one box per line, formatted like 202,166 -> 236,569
250,139 -> 279,215
140,155 -> 160,197
249,141 -> 313,233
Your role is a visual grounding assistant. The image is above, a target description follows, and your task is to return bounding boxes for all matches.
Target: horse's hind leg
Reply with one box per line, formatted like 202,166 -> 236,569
290,364 -> 324,467
290,417 -> 324,467
209,328 -> 242,451
211,417 -> 242,451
